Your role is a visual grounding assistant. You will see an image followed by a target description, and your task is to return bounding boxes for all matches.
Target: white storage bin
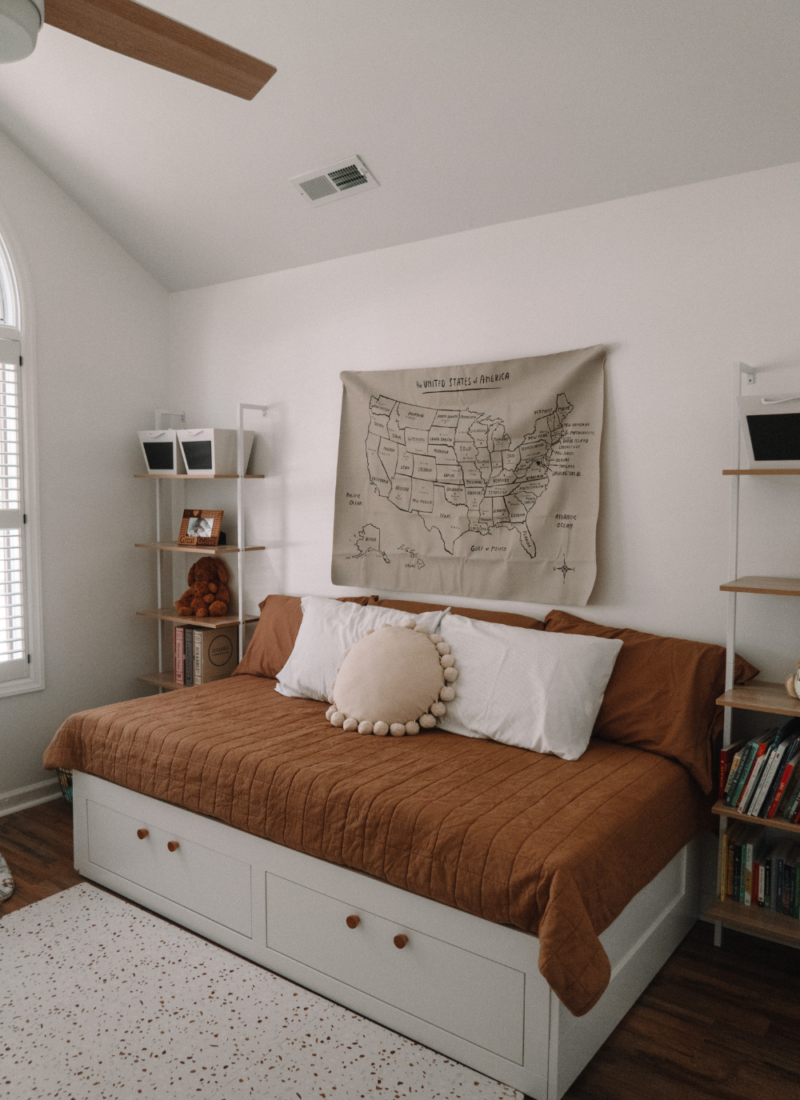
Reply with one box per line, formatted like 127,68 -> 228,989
138,429 -> 184,475
177,429 -> 255,476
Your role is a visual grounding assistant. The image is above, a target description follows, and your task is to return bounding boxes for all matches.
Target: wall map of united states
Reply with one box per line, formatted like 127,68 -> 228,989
365,392 -> 573,558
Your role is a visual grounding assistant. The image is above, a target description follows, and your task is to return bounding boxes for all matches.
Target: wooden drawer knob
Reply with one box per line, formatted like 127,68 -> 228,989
346,914 -> 360,929
393,933 -> 409,949
136,828 -> 149,840
167,840 -> 180,852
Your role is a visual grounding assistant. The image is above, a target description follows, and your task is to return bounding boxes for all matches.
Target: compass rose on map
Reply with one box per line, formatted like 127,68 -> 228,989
554,555 -> 575,584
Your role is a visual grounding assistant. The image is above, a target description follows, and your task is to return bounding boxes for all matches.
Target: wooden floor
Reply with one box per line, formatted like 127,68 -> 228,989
2,800 -> 799,1100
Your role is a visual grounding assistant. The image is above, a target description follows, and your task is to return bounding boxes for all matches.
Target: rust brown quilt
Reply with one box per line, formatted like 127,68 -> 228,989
44,675 -> 705,1016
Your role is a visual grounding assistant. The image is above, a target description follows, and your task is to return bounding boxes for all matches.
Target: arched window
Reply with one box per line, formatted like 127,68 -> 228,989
0,228 -> 42,694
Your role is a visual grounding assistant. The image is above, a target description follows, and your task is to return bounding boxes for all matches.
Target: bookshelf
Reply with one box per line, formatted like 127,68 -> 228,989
136,404 -> 267,691
712,363 -> 800,948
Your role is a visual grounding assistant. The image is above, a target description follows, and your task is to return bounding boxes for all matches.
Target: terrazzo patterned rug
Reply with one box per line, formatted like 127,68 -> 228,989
0,884 -> 522,1100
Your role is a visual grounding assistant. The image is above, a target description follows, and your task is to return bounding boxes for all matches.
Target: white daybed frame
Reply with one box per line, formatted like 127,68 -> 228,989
72,770 -> 699,1100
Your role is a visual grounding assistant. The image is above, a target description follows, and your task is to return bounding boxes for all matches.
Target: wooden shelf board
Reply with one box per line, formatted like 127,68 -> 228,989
711,800 -> 800,835
137,672 -> 191,691
705,899 -> 800,946
135,541 -> 265,555
720,575 -> 800,596
136,608 -> 258,628
134,473 -> 264,479
723,468 -> 800,476
716,681 -> 800,717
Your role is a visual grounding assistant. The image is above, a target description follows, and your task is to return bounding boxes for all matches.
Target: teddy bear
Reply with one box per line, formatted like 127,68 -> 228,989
175,556 -> 231,618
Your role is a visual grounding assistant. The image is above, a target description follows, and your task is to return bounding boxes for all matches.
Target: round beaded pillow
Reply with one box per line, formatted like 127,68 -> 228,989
326,617 -> 458,737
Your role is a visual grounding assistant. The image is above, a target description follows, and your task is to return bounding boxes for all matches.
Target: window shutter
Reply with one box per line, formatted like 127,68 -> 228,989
0,340 -> 26,679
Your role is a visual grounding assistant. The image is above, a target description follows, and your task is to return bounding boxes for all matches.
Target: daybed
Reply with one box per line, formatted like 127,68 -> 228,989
44,596 -> 756,1100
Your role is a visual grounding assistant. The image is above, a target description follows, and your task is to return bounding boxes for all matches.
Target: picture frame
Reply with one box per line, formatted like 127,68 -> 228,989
178,509 -> 224,547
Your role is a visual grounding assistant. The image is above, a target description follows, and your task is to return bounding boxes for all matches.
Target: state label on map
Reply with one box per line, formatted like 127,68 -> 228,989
332,346 -> 605,606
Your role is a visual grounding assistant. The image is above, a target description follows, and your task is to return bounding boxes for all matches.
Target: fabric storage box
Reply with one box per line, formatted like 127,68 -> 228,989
177,429 -> 255,476
138,429 -> 184,475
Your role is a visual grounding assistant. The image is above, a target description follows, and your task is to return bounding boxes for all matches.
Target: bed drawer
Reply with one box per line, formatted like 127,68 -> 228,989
265,873 -> 525,1064
86,800 -> 251,937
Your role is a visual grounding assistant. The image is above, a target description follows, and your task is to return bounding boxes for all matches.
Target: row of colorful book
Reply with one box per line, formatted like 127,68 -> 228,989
720,822 -> 800,916
173,624 -> 239,686
718,717 -> 800,823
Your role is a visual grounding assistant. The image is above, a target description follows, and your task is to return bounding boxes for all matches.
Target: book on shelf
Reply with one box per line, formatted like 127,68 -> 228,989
174,626 -> 184,685
783,771 -> 800,823
724,737 -> 763,808
728,730 -> 776,811
738,750 -> 770,815
719,739 -> 746,800
192,624 -> 238,685
184,626 -> 193,686
767,748 -> 800,818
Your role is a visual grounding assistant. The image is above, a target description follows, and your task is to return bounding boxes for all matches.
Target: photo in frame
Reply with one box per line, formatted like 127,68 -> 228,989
178,509 -> 224,547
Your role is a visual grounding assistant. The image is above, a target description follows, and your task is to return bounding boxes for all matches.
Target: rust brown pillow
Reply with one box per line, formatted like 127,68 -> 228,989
234,594 -> 371,680
543,610 -> 759,793
368,597 -> 544,631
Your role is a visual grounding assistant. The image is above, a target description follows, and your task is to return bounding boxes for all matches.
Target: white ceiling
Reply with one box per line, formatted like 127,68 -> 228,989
0,0 -> 798,291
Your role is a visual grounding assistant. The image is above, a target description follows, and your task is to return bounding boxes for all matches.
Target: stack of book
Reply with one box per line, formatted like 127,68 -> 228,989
173,624 -> 238,686
720,823 -> 800,916
718,718 -> 800,823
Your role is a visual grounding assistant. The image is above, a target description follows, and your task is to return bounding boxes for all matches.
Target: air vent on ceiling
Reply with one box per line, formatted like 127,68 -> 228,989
291,156 -> 379,206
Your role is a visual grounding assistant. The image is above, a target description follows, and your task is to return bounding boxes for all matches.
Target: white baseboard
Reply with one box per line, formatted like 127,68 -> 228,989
0,778 -> 62,818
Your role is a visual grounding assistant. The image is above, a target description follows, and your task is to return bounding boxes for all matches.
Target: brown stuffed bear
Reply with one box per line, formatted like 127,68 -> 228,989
175,556 -> 231,618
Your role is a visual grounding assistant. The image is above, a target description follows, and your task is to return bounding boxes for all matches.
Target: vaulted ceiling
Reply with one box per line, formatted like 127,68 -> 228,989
1,0 -> 798,291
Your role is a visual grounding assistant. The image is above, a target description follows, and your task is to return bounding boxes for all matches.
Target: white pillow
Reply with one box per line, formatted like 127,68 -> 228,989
275,597 -> 445,703
436,614 -> 622,759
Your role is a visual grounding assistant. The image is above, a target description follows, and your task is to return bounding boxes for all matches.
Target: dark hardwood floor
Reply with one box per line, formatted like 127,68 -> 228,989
2,799 -> 799,1100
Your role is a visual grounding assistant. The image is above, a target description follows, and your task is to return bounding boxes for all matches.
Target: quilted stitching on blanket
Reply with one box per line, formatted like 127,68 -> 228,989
44,675 -> 705,1016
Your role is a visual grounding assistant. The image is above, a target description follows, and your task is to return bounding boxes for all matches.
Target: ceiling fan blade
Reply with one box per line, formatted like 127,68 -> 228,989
43,0 -> 276,99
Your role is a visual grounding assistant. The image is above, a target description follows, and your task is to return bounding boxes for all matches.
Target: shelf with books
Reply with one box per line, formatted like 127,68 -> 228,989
169,622 -> 240,689
715,360 -> 800,949
716,721 -> 800,826
136,402 -> 268,693
711,816 -> 800,935
136,608 -> 259,629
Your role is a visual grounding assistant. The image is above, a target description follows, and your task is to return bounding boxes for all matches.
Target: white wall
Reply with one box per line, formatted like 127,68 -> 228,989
168,162 -> 800,686
0,129 -> 169,803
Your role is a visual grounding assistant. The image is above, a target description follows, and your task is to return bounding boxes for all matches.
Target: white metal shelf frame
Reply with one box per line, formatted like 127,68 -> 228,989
717,359 -> 800,946
237,404 -> 268,659
143,403 -> 267,688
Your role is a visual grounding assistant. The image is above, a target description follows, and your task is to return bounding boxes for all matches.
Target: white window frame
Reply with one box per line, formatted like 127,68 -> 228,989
0,222 -> 44,697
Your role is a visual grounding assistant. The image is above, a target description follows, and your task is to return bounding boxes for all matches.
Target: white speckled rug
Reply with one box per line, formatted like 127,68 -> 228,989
0,884 -> 522,1100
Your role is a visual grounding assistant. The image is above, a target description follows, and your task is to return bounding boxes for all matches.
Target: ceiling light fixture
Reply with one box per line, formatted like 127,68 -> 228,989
0,0 -> 43,63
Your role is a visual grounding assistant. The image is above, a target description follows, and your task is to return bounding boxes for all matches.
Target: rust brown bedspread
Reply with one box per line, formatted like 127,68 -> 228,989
44,675 -> 706,1016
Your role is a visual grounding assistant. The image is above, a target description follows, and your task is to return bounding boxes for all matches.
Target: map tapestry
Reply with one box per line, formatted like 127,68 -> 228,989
331,345 -> 605,606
